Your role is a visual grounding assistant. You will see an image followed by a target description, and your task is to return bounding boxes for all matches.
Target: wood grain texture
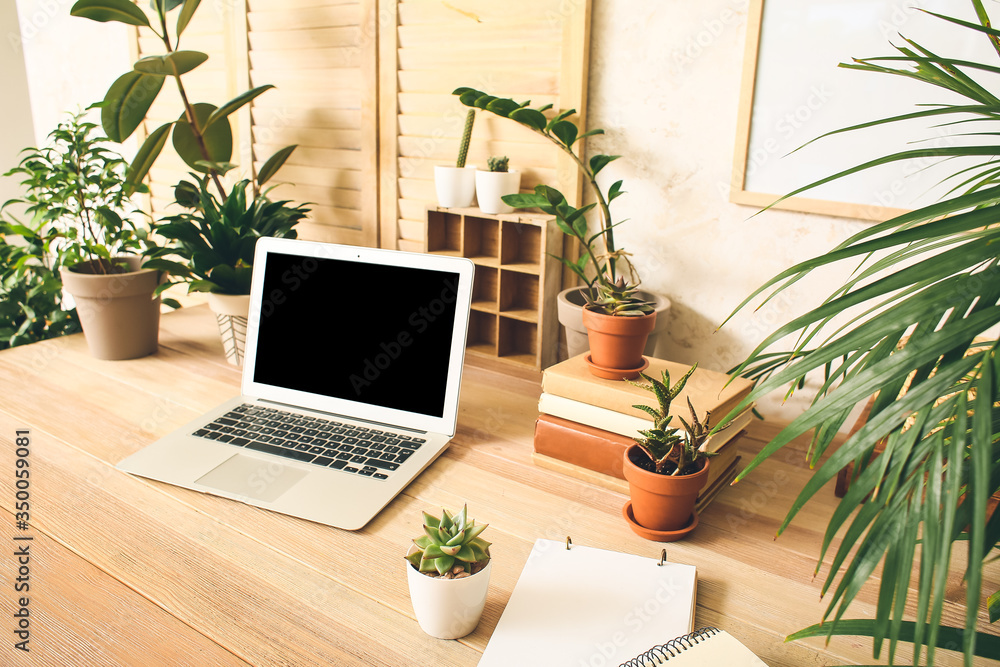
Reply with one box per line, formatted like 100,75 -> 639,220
0,305 -> 995,666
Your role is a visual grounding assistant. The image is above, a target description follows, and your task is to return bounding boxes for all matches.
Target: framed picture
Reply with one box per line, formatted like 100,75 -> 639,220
730,0 -> 991,221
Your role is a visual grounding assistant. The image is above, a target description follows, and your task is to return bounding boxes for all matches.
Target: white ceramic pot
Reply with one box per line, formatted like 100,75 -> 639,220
557,286 -> 672,359
206,292 -> 251,367
407,559 -> 492,639
434,165 -> 477,208
475,169 -> 521,214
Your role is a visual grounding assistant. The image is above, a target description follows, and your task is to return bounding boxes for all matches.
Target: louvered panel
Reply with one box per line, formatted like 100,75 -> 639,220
379,0 -> 592,250
247,0 -> 377,246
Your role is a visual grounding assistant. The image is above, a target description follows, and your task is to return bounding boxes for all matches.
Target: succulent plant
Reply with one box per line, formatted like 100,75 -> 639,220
584,275 -> 655,317
456,109 -> 476,168
406,505 -> 491,577
629,365 -> 715,475
487,155 -> 509,173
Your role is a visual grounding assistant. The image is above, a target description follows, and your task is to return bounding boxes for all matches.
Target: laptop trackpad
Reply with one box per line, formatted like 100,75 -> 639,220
196,454 -> 308,503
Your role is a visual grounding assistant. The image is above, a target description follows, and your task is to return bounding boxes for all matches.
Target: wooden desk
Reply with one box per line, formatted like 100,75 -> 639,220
1,305 -> 995,666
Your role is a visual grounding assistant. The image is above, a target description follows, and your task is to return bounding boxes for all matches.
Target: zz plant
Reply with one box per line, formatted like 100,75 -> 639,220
721,1 -> 1000,663
453,87 -> 651,316
70,0 -> 296,199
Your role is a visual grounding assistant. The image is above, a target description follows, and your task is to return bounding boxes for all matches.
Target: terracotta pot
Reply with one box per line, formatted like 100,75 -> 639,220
206,293 -> 251,367
60,256 -> 161,360
557,287 -> 671,359
622,445 -> 709,532
581,307 -> 656,378
434,165 -> 477,208
406,554 -> 492,639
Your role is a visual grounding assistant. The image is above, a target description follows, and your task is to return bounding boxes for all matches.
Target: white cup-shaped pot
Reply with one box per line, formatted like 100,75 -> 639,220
434,165 -> 477,208
475,169 -> 521,214
407,559 -> 492,639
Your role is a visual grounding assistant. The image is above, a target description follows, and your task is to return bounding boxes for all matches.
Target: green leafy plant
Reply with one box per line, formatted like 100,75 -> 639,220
721,2 -> 1000,664
2,112 -> 154,275
144,176 -> 309,296
405,505 -> 491,577
628,365 -> 715,475
453,87 -> 643,313
0,232 -> 81,349
70,0 -> 296,200
456,109 -> 475,169
486,155 -> 509,173
586,274 -> 655,317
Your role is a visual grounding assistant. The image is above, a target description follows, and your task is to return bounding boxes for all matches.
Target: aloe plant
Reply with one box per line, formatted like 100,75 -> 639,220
586,274 -> 655,317
721,2 -> 1000,664
405,505 -> 491,577
629,365 -> 714,475
70,0 -> 296,199
453,87 -> 637,303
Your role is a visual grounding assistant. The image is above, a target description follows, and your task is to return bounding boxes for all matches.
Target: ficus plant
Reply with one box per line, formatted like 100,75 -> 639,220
70,0 -> 296,199
453,87 -> 652,316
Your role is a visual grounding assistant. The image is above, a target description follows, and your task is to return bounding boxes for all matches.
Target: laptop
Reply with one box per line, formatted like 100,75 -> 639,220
118,237 -> 475,530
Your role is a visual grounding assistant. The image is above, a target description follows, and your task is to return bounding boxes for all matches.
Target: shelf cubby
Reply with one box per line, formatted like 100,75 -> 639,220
425,206 -> 560,370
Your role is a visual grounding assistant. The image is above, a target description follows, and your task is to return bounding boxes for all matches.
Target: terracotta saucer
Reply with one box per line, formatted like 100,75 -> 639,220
584,354 -> 650,380
622,501 -> 699,542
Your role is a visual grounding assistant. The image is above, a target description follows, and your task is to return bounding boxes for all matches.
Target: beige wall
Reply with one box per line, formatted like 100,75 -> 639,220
1,1 -> 37,214
586,0 -> 872,420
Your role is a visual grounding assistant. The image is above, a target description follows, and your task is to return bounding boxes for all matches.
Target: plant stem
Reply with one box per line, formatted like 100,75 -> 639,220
70,132 -> 105,274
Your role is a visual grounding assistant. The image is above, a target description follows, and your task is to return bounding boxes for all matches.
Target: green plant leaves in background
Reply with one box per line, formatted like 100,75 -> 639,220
70,0 -> 151,27
125,122 -> 171,195
101,71 -> 164,142
204,85 -> 275,130
171,103 -> 232,172
133,51 -> 208,76
257,144 -> 297,186
176,0 -> 201,37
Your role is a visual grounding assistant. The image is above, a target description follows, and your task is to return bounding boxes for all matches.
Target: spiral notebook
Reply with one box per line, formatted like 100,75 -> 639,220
478,538 -> 699,666
621,626 -> 767,666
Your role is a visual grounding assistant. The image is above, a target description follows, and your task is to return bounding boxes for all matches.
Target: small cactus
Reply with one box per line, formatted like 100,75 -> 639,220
456,109 -> 476,168
406,505 -> 491,577
487,155 -> 509,172
584,274 -> 655,316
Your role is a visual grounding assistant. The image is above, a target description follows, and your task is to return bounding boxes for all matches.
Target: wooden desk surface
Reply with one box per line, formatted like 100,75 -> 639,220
1,305 -> 996,666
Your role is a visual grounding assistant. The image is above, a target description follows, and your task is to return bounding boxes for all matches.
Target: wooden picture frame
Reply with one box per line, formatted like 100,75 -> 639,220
730,0 -> 986,222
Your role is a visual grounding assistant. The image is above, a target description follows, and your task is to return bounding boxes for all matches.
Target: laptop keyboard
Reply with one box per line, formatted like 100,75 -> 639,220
191,403 -> 426,481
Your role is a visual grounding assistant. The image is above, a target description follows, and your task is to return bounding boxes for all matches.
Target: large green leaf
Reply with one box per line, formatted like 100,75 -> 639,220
256,144 -> 297,186
133,51 -> 208,76
124,122 -> 171,195
176,0 -> 201,36
171,103 -> 233,172
101,71 -> 164,142
70,0 -> 151,27
204,85 -> 275,130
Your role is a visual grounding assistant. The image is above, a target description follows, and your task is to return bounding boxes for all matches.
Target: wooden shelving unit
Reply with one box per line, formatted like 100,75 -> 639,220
426,206 -> 561,370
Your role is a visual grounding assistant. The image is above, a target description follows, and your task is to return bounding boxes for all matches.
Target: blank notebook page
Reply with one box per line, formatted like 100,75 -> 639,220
478,539 -> 697,667
623,628 -> 768,665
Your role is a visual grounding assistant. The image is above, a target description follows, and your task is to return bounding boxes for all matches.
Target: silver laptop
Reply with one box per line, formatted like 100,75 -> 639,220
118,237 -> 475,530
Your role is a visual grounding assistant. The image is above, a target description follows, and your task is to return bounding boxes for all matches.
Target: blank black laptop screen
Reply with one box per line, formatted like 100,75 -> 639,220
252,251 -> 460,418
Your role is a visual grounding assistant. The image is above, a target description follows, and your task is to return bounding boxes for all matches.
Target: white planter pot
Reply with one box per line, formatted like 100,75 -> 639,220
557,286 -> 672,359
434,165 -> 477,208
206,293 -> 251,367
407,559 -> 492,639
475,169 -> 521,214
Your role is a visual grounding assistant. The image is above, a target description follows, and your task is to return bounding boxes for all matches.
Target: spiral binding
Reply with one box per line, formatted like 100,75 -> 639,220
619,626 -> 721,666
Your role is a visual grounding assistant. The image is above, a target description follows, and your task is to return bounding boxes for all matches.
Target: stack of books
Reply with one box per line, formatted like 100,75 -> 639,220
533,354 -> 755,512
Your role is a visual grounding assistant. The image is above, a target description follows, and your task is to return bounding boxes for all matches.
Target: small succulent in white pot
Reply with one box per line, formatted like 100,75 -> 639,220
405,505 -> 492,639
476,155 -> 521,215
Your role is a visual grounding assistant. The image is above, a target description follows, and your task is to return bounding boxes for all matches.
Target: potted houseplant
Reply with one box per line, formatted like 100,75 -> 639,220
453,88 -> 670,371
622,364 -> 714,541
144,175 -> 310,366
475,155 -> 520,214
70,0 -> 297,212
719,2 -> 1000,663
434,109 -> 477,208
405,505 -> 492,640
1,113 -> 164,360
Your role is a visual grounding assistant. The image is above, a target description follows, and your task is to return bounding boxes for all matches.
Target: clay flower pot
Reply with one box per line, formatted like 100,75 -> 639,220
622,445 -> 709,533
406,555 -> 492,639
59,256 -> 161,360
581,307 -> 656,379
557,286 -> 671,359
